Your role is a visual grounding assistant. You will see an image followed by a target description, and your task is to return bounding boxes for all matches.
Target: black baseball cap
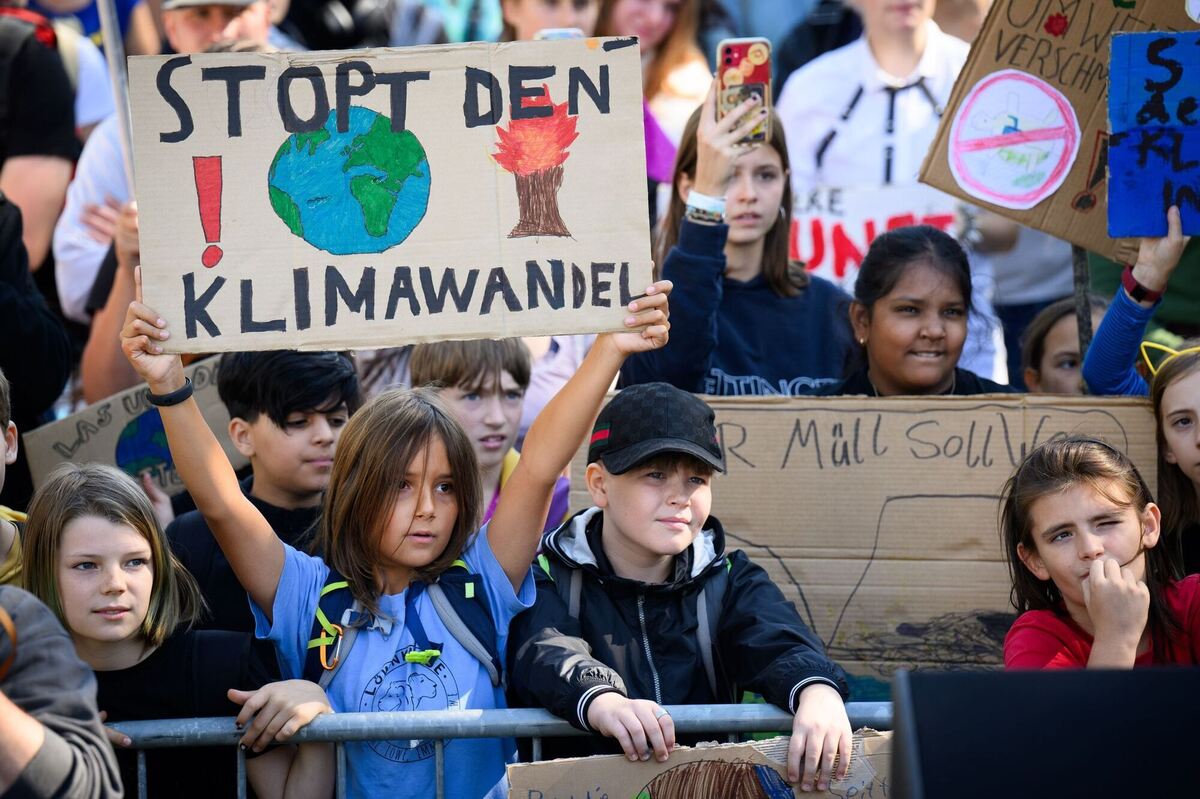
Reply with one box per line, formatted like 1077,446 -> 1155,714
587,383 -> 726,475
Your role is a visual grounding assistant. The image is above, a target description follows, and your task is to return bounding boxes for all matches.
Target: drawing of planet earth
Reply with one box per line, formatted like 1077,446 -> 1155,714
115,410 -> 173,477
267,105 -> 431,255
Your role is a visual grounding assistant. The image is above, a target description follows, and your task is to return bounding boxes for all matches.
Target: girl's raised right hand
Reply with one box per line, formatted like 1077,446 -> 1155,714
120,265 -> 185,394
691,79 -> 769,198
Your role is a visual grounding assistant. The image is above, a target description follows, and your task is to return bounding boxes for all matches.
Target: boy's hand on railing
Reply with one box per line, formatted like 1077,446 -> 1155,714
120,266 -> 185,395
601,280 -> 672,357
229,681 -> 333,753
789,683 -> 852,792
585,693 -> 675,764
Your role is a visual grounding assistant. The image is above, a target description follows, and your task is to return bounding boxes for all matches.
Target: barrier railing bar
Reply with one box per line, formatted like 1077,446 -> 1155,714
109,703 -> 892,748
531,736 -> 542,761
136,750 -> 147,799
335,743 -> 347,799
236,746 -> 247,799
434,739 -> 445,799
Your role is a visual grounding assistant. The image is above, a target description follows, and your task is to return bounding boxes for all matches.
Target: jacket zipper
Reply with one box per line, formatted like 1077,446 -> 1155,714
637,594 -> 663,704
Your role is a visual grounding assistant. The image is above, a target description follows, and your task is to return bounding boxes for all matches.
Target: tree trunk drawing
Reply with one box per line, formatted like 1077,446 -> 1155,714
510,165 -> 569,237
491,87 -> 579,239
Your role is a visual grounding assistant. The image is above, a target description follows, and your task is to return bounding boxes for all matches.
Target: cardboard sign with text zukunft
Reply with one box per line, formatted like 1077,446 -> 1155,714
570,394 -> 1155,696
128,39 -> 651,353
920,2 -> 1199,265
507,731 -> 891,799
23,359 -> 247,496
790,184 -> 958,290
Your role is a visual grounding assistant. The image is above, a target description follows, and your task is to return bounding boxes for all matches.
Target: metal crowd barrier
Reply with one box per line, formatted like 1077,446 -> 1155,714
111,702 -> 893,799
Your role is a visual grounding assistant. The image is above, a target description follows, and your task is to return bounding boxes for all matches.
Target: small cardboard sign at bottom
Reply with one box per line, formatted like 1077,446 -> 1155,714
507,730 -> 891,798
23,358 -> 247,497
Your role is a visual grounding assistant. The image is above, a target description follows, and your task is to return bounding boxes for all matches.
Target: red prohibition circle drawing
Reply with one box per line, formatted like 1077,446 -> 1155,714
948,69 -> 1080,210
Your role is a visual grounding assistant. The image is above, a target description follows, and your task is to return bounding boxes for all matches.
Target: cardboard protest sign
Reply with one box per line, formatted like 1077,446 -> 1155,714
1108,31 -> 1200,238
127,39 -> 651,353
508,731 -> 891,799
921,1 -> 1199,265
790,185 -> 958,290
23,359 -> 247,496
571,394 -> 1155,698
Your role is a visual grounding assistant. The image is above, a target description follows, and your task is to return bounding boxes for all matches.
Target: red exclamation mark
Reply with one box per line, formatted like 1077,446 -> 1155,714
193,156 -> 223,268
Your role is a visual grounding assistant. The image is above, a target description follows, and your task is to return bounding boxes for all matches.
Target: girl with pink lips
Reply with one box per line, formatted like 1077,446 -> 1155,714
21,463 -> 333,798
621,83 -> 855,396
820,224 -> 1014,396
1002,437 -> 1200,669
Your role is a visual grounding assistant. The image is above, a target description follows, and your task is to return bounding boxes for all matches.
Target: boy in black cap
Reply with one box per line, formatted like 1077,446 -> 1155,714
508,382 -> 852,793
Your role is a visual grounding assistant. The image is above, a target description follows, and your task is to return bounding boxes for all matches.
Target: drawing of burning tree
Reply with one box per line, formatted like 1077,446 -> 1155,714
492,87 -> 579,238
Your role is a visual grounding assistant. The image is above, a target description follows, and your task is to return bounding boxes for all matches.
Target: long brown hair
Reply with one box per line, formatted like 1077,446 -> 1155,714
1152,341 -> 1200,561
317,388 -> 482,615
23,463 -> 203,647
656,105 -> 806,297
999,437 -> 1181,660
595,0 -> 703,100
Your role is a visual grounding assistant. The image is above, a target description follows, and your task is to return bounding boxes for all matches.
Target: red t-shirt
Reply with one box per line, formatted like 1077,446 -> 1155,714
1004,574 -> 1200,669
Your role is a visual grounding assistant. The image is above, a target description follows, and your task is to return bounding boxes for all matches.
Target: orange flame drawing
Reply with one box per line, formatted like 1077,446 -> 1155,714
493,87 -> 579,237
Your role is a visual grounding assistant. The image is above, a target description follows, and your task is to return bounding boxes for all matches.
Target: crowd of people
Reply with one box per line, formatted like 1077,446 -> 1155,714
1,0 -> 1199,797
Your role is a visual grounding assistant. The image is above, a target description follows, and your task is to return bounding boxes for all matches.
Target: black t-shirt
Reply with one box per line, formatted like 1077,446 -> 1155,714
169,476 -> 320,633
1182,523 -> 1200,577
95,628 -> 275,797
0,16 -> 78,166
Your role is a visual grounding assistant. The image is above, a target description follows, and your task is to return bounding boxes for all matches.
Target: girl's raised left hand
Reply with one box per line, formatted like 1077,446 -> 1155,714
229,680 -> 332,753
604,279 -> 672,356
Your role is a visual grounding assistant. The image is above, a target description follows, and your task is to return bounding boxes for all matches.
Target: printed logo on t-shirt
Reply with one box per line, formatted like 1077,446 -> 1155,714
359,643 -> 460,762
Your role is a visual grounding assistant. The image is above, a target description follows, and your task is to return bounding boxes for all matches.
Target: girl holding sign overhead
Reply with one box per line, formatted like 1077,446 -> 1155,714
775,0 -> 1007,383
619,83 -> 854,396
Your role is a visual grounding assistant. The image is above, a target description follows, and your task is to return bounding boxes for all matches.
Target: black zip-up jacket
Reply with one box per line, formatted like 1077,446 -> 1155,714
507,508 -> 848,759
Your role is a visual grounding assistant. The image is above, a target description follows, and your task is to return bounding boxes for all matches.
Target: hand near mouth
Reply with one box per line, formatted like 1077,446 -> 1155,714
1081,558 -> 1149,668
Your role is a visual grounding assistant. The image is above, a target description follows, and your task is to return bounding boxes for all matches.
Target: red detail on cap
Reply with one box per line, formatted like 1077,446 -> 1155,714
590,429 -> 611,445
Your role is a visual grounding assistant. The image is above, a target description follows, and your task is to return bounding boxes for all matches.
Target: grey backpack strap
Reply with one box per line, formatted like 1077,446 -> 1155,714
695,585 -> 719,699
427,582 -> 501,687
568,567 -> 583,619
695,560 -> 732,701
318,600 -> 364,691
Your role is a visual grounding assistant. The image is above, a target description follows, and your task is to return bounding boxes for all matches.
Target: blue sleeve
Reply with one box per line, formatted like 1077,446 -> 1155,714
249,545 -> 330,680
462,524 -> 535,663
620,219 -> 727,392
1082,288 -> 1153,397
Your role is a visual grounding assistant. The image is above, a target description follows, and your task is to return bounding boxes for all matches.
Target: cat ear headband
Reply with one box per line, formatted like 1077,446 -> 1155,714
1139,342 -> 1200,376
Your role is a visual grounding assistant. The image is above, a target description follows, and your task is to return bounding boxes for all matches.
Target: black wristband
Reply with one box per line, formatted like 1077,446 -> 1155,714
146,377 -> 193,407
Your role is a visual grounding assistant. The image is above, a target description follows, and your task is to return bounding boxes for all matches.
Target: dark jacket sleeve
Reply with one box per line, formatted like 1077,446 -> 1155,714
0,586 -> 123,799
0,198 -> 72,421
506,569 -> 626,731
718,551 -> 849,712
620,219 -> 728,392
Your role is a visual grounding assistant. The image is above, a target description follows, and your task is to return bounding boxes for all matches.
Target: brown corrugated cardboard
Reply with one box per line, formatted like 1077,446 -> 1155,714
24,358 -> 247,496
570,394 -> 1156,696
920,2 -> 1198,263
127,39 -> 651,353
507,730 -> 891,798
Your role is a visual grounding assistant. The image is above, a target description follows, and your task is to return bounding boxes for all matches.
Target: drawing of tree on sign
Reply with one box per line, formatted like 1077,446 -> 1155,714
635,761 -> 794,799
492,87 -> 579,238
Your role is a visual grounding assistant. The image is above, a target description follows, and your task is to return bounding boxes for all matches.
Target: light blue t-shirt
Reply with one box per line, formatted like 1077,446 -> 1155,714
252,525 -> 535,799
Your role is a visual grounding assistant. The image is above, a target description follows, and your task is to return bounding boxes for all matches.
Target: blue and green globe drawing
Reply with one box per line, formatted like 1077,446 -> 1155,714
267,106 -> 431,255
115,410 -> 172,477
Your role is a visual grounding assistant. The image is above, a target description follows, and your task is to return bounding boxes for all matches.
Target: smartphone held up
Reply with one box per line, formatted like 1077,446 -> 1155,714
716,37 -> 772,145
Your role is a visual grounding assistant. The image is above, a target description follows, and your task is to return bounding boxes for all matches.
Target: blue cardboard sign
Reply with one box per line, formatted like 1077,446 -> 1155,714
1108,32 -> 1200,238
